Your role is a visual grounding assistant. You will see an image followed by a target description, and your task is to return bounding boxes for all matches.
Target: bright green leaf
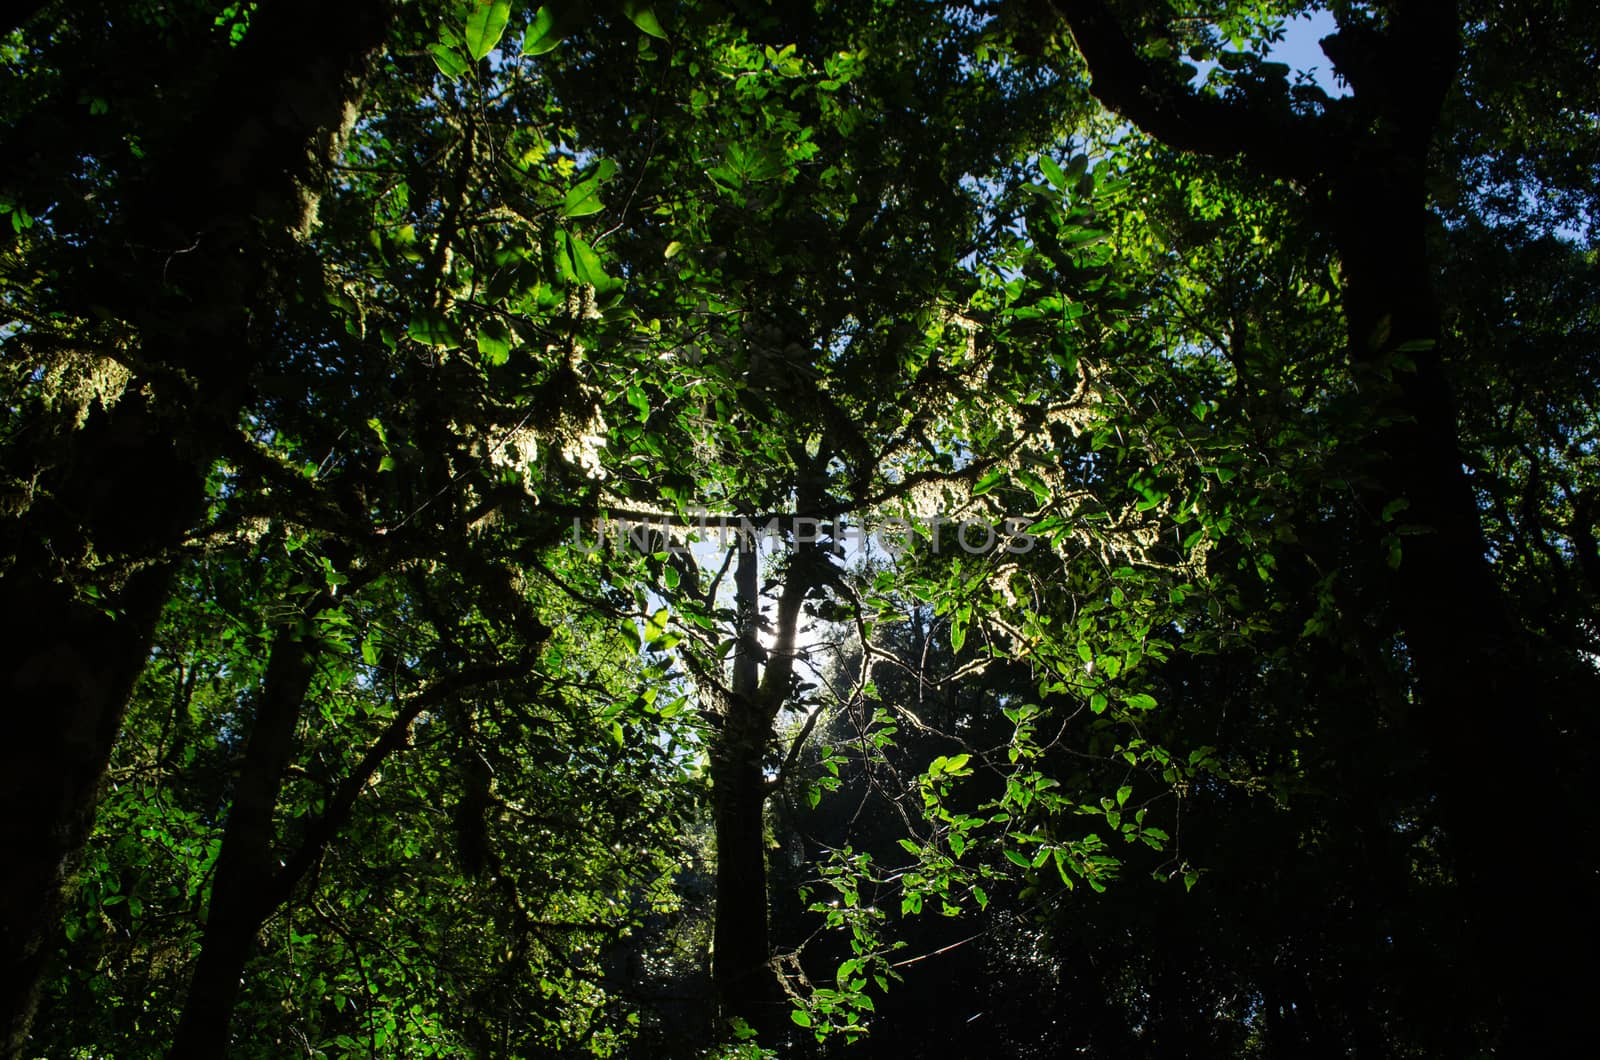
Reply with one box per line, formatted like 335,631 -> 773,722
429,43 -> 468,79
476,320 -> 512,365
522,6 -> 562,55
561,176 -> 606,218
626,385 -> 650,421
464,0 -> 511,61
562,230 -> 613,289
972,466 -> 1007,496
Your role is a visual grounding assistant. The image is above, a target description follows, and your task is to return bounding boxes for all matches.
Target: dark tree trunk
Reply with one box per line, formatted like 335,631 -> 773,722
167,620 -> 322,1059
710,544 -> 780,1030
710,718 -> 778,1027
0,552 -> 176,1057
1328,173 -> 1598,1052
0,4 -> 390,1053
706,526 -> 829,1035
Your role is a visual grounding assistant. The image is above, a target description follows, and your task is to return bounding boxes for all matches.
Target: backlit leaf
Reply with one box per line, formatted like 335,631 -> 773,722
464,0 -> 511,61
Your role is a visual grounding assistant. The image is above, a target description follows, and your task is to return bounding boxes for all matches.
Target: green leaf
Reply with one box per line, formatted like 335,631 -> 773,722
561,175 -> 607,218
790,1008 -> 813,1028
464,0 -> 511,61
522,6 -> 562,55
476,320 -> 513,365
1381,497 -> 1410,523
429,43 -> 469,79
1039,155 -> 1067,190
561,230 -> 613,289
644,608 -> 670,646
1123,692 -> 1157,711
1004,848 -> 1032,869
706,164 -> 743,191
1015,468 -> 1050,506
408,311 -> 461,349
621,0 -> 668,39
972,466 -> 1007,496
626,385 -> 650,421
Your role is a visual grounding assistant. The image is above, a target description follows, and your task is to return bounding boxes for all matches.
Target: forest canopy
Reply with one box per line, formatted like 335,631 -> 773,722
1,0 -> 1597,1056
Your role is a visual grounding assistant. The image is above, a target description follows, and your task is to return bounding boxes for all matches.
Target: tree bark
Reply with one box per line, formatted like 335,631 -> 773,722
710,543 -> 779,1028
167,616 -> 323,1059
0,4 -> 390,1053
1327,171 -> 1596,1053
710,714 -> 778,1027
709,529 -> 826,1032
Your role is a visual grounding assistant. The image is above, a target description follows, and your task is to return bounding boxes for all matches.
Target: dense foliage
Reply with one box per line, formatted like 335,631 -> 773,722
1,0 -> 1595,1056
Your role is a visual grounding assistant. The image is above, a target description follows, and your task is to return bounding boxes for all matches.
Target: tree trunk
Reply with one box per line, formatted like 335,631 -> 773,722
167,619 -> 323,1059
0,4 -> 389,1053
0,553 -> 175,1057
710,721 -> 778,1028
710,543 -> 779,1030
1327,174 -> 1598,1051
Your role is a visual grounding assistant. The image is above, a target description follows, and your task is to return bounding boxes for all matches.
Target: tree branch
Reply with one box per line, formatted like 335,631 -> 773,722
1044,0 -> 1325,182
267,660 -> 527,909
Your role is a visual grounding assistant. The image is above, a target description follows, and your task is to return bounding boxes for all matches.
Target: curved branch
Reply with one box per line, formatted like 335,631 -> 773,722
1043,0 -> 1325,182
267,660 -> 528,909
